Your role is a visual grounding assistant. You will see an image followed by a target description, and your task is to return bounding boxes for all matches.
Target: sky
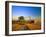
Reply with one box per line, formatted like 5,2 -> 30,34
12,6 -> 41,18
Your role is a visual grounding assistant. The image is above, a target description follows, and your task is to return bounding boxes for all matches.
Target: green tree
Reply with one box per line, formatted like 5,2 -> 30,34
18,16 -> 25,25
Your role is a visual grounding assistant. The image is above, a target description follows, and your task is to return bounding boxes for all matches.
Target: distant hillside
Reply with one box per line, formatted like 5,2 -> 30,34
12,16 -> 32,21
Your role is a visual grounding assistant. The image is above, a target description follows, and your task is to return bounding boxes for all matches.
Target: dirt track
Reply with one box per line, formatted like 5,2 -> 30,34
12,20 -> 41,31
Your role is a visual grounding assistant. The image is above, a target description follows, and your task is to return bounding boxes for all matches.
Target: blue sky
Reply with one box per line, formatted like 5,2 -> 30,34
12,6 -> 41,18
